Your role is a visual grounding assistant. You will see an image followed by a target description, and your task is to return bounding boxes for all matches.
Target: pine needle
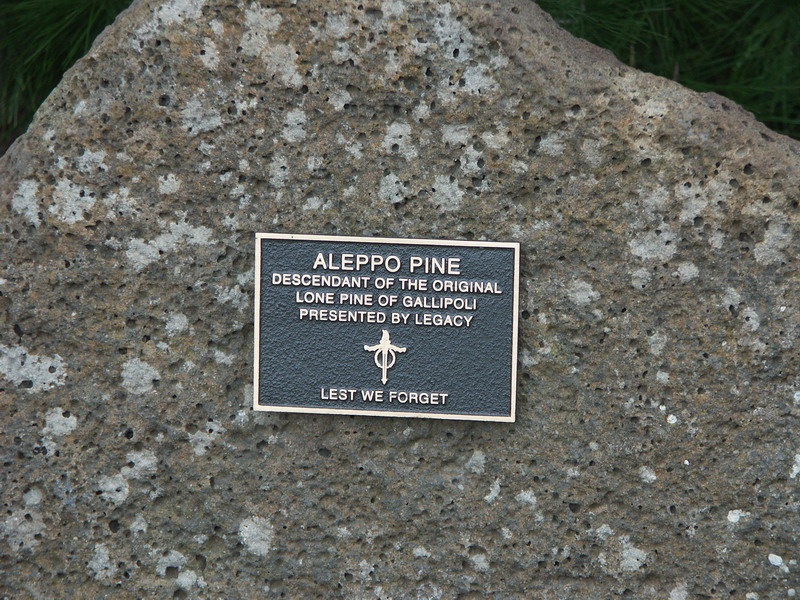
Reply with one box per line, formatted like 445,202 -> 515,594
0,0 -> 133,144
538,0 -> 800,138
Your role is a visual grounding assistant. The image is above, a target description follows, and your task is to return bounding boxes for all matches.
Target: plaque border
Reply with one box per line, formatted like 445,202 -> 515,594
253,232 -> 520,422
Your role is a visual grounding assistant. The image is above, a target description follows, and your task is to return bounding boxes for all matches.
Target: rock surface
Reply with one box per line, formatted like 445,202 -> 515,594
1,0 -> 799,597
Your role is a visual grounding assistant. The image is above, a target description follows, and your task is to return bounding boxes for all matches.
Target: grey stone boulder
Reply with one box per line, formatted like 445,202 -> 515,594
1,0 -> 798,597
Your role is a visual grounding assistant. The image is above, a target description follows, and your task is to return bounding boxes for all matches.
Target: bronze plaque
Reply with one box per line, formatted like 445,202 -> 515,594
254,233 -> 519,421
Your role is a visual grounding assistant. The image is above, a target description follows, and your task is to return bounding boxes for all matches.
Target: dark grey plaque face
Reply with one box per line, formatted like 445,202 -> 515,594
254,233 -> 519,421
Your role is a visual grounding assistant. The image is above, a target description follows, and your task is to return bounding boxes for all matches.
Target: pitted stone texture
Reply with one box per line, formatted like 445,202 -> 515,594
1,0 -> 799,597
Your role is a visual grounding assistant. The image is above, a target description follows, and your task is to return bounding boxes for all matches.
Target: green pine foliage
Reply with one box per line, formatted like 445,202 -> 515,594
0,0 -> 798,149
0,0 -> 133,148
537,0 -> 800,139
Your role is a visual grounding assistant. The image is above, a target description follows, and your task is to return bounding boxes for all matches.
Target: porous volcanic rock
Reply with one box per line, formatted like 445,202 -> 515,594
1,0 -> 799,597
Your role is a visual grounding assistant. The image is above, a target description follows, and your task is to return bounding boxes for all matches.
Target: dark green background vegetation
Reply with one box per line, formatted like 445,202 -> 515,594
0,0 -> 134,153
538,0 -> 800,138
1,0 -> 799,154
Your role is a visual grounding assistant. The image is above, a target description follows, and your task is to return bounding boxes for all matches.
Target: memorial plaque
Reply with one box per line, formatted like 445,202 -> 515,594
254,233 -> 520,421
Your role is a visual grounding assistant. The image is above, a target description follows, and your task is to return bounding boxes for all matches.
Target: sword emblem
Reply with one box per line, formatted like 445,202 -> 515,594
364,330 -> 407,384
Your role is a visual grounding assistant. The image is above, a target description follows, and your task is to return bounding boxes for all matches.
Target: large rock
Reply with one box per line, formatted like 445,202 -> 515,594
1,0 -> 798,596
